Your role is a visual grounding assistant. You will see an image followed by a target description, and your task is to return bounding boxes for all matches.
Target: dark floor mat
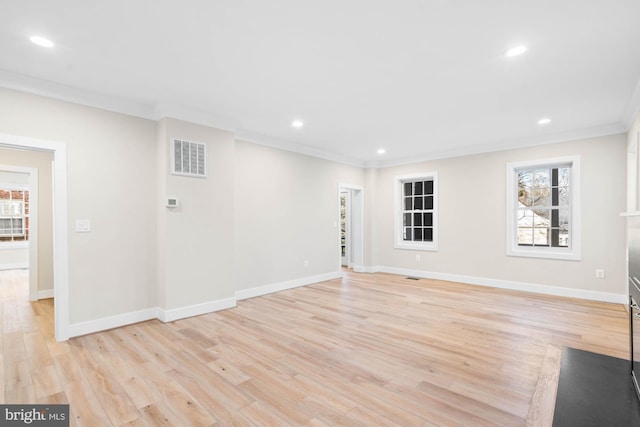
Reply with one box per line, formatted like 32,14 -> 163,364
553,348 -> 640,426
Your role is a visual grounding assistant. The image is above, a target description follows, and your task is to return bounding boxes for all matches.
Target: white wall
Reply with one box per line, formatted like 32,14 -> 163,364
156,118 -> 235,312
0,85 -> 631,339
0,88 -> 158,323
0,150 -> 54,290
363,168 -> 378,268
0,248 -> 27,269
374,134 -> 627,297
234,141 -> 364,292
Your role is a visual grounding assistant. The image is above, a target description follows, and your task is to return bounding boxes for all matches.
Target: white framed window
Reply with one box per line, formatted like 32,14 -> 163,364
171,138 -> 207,178
506,156 -> 581,260
395,172 -> 438,251
0,186 -> 29,245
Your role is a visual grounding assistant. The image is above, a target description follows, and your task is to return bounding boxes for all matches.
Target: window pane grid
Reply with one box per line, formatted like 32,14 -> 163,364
0,189 -> 29,242
402,179 -> 434,243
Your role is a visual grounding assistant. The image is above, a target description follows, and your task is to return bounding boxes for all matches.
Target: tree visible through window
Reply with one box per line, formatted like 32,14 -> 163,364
0,188 -> 29,243
506,155 -> 580,261
516,166 -> 570,248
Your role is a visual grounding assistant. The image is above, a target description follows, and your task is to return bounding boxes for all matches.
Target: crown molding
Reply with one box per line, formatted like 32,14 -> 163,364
0,69 -> 366,167
0,69 -> 243,134
0,69 -> 631,170
235,129 -> 366,168
371,122 -> 627,168
0,68 -> 156,120
152,103 -> 238,134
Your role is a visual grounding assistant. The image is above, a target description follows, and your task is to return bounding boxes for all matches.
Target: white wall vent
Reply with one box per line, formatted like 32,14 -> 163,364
171,138 -> 207,178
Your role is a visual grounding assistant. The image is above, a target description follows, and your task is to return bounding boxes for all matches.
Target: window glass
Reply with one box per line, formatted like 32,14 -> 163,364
397,175 -> 437,250
516,165 -> 571,248
0,188 -> 29,243
508,158 -> 578,260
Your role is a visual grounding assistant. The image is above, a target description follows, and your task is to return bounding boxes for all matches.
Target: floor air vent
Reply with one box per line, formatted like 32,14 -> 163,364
406,276 -> 420,280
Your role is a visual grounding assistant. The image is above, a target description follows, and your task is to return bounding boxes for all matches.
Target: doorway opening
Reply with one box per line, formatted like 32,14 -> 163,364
338,184 -> 364,271
0,165 -> 39,301
340,190 -> 351,267
340,190 -> 352,268
0,133 -> 69,342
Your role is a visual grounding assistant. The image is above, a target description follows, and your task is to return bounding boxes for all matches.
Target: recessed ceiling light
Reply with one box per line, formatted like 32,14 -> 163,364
505,45 -> 527,57
291,120 -> 304,128
377,148 -> 386,155
537,117 -> 552,126
30,36 -> 54,48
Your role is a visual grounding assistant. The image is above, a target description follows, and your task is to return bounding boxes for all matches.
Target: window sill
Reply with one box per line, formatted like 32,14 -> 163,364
395,242 -> 439,252
507,247 -> 580,261
0,242 -> 29,250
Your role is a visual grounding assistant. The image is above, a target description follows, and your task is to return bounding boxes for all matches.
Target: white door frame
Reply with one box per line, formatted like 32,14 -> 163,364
340,190 -> 352,267
0,165 -> 39,300
338,184 -> 364,270
0,133 -> 69,341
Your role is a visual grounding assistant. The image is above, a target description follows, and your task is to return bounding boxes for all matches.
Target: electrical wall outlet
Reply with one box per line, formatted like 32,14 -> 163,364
595,269 -> 605,279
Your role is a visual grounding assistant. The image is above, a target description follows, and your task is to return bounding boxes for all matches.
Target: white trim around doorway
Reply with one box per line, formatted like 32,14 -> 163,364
0,133 -> 69,341
338,183 -> 364,271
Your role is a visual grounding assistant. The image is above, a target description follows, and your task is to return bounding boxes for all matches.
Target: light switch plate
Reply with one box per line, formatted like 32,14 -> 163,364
75,219 -> 91,233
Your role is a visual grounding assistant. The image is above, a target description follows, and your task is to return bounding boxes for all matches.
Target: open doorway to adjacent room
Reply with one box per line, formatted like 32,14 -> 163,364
338,184 -> 364,271
340,190 -> 350,267
0,135 -> 69,342
0,165 -> 40,301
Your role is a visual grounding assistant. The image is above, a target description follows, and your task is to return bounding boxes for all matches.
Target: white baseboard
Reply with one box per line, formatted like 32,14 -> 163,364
65,270 -> 343,339
65,271 -> 342,338
0,263 -> 28,271
67,308 -> 158,338
352,265 -> 379,273
156,297 -> 237,323
38,289 -> 54,299
67,266 -> 622,340
235,271 -> 343,301
377,266 -> 627,304
67,297 -> 237,338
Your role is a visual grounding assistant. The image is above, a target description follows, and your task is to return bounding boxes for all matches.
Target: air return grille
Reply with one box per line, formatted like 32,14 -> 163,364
171,138 -> 206,178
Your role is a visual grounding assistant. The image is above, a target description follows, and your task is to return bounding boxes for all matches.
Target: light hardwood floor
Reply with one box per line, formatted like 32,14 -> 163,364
0,269 -> 630,426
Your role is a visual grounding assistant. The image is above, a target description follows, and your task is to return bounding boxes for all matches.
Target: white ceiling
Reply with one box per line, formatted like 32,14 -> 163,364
1,0 -> 640,167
